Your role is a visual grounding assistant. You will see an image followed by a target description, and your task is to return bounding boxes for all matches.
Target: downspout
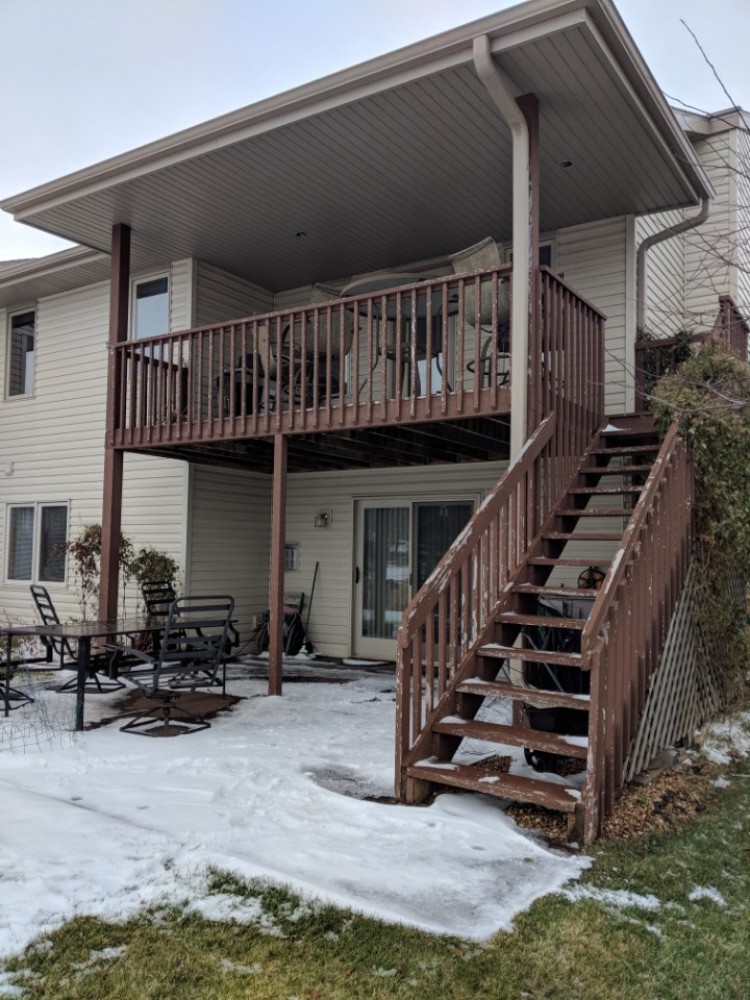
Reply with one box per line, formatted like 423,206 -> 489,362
473,34 -> 530,463
636,197 -> 711,333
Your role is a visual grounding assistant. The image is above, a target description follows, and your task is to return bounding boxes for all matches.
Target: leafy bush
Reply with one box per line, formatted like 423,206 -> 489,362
59,525 -> 179,619
652,342 -> 750,697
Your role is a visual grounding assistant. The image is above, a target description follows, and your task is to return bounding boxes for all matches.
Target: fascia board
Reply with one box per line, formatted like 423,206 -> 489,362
587,0 -> 714,202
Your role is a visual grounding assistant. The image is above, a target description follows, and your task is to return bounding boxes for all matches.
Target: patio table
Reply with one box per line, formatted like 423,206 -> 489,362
0,618 -> 165,731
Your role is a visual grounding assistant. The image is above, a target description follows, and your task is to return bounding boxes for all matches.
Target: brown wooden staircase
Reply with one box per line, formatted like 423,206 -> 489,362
396,412 -> 694,842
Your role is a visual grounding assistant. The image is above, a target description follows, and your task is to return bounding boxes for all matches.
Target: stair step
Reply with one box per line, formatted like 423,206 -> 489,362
557,508 -> 631,518
514,583 -> 599,603
590,444 -> 660,456
458,678 -> 590,711
581,464 -> 652,475
529,557 -> 611,568
478,643 -> 583,667
545,532 -> 622,541
601,423 -> 657,438
496,612 -> 586,630
432,718 -> 589,758
569,486 -> 642,495
407,761 -> 580,813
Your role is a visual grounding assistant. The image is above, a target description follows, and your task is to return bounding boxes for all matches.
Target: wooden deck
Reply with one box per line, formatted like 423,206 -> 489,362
109,267 -> 603,470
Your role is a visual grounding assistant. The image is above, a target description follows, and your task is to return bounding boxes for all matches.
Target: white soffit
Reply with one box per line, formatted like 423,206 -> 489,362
1,0 -> 712,292
0,248 -> 109,308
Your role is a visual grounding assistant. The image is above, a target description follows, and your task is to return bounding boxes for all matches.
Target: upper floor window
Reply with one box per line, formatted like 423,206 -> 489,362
8,309 -> 35,396
133,275 -> 169,340
6,502 -> 68,583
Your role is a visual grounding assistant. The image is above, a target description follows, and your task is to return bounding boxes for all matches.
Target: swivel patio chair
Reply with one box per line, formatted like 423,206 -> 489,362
120,594 -> 235,737
30,585 -> 125,693
141,580 -> 239,654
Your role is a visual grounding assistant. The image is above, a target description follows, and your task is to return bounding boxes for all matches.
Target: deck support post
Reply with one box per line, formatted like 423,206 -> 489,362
268,433 -> 288,696
472,37 -> 540,461
99,223 -> 130,622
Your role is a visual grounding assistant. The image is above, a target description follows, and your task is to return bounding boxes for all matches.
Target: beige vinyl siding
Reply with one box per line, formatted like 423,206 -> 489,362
635,210 -> 687,336
169,259 -> 195,332
187,465 -> 272,635
556,216 -> 630,412
684,130 -> 735,327
195,261 -> 274,327
0,275 -> 190,624
284,461 -> 505,658
734,127 -> 750,324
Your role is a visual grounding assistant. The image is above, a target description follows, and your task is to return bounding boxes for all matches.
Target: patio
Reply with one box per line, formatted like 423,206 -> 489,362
0,659 -> 587,959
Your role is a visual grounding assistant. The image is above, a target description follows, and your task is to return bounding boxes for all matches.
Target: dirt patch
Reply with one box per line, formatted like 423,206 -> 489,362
87,689 -> 242,730
599,763 -> 717,841
505,760 -> 720,843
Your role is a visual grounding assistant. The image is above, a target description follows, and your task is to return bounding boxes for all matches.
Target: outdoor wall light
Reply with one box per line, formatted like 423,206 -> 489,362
314,510 -> 332,529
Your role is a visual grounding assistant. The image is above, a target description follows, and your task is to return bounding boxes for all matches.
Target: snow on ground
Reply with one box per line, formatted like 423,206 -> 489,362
0,663 -> 588,959
700,710 -> 750,764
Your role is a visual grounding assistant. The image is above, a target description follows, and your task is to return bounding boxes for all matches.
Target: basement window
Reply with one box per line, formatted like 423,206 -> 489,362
6,503 -> 68,583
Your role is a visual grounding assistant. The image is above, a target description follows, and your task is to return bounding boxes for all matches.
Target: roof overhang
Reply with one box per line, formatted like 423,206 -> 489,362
2,0 -> 713,292
0,247 -> 109,309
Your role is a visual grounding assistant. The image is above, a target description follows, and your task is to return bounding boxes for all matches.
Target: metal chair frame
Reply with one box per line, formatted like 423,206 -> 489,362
120,595 -> 235,737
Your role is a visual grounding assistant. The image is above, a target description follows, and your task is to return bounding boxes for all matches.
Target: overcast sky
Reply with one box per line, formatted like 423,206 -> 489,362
2,0 -> 749,260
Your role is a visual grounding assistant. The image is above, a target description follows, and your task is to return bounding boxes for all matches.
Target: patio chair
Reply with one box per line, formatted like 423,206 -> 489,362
30,585 -> 125,693
141,580 -> 240,654
449,237 -> 511,386
276,284 -> 355,402
120,594 -> 235,736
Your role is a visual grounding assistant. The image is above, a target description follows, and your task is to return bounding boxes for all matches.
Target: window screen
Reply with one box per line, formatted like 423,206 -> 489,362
39,506 -> 67,582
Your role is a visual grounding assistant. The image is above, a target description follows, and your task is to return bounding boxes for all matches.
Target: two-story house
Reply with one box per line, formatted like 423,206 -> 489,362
1,0 -> 747,838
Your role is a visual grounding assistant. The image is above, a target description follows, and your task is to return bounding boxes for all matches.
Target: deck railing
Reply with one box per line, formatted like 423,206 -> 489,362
111,266 -> 519,447
580,421 -> 693,841
395,271 -> 605,794
635,294 -> 749,411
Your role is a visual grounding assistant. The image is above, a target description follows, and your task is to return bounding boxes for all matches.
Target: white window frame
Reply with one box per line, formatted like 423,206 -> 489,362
4,502 -> 69,585
6,306 -> 36,399
130,272 -> 170,341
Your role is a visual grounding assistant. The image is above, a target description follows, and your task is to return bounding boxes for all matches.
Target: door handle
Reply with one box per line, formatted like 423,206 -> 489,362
355,566 -> 360,584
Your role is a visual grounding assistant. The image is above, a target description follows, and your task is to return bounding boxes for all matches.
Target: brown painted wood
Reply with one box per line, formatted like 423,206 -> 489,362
457,678 -> 590,711
100,223 -> 131,622
406,762 -> 579,812
432,718 -> 589,758
268,434 -> 287,696
478,644 -> 583,667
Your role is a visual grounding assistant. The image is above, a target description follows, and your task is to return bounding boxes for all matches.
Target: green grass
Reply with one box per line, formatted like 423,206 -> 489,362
3,760 -> 750,1000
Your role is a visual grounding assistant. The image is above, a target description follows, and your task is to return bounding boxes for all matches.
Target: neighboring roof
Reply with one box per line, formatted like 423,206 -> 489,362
0,259 -> 31,272
0,247 -> 109,309
674,105 -> 749,138
1,0 -> 713,291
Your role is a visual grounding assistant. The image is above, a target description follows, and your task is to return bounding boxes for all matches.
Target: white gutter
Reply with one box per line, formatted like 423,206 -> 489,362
636,196 -> 711,333
473,34 -> 530,462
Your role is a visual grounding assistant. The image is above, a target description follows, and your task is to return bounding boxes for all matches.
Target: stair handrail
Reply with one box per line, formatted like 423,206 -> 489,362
398,412 -> 556,645
580,419 -> 681,650
580,418 -> 693,841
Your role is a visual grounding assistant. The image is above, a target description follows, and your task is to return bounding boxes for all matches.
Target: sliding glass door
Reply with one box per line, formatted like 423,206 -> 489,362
354,498 -> 474,659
